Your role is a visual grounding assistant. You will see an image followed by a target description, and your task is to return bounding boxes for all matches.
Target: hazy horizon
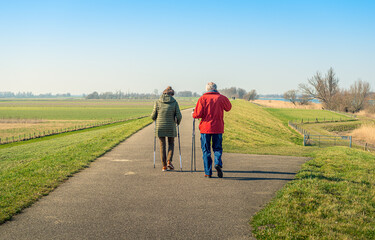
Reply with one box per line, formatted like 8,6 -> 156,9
1,0 -> 374,95
0,89 -> 289,96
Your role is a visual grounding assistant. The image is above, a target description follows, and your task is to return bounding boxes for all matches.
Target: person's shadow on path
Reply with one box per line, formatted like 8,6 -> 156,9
176,170 -> 297,181
223,170 -> 296,181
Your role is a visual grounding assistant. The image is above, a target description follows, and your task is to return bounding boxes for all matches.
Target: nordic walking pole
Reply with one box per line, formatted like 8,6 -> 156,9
153,121 -> 156,168
191,117 -> 195,172
177,124 -> 182,171
193,118 -> 196,172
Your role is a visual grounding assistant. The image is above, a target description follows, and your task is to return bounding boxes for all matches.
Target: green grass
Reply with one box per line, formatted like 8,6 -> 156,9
303,121 -> 362,135
0,117 -> 152,224
0,102 -> 152,120
224,100 -> 375,239
265,108 -> 353,124
251,147 -> 375,240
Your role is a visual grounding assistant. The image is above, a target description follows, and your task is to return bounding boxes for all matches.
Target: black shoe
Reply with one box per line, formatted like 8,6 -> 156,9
215,165 -> 223,178
204,175 -> 212,178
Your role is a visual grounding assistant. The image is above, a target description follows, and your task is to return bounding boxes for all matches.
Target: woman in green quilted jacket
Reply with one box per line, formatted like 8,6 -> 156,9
151,86 -> 182,171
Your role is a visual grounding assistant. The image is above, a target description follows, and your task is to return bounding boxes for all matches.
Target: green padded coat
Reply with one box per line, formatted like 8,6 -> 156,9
151,94 -> 182,137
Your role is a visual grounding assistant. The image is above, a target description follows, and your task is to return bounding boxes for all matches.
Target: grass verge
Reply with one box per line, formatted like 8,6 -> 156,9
251,147 -> 375,239
0,117 -> 152,224
224,100 -> 375,239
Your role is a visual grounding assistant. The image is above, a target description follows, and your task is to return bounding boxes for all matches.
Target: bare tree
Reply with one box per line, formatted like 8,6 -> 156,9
283,90 -> 297,105
331,89 -> 352,112
299,67 -> 339,109
244,89 -> 258,101
298,94 -> 313,105
349,79 -> 371,112
222,87 -> 238,98
237,88 -> 247,99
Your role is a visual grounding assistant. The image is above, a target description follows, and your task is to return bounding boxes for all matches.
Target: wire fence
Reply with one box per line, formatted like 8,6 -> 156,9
361,143 -> 375,153
289,120 -> 375,152
289,121 -> 352,148
0,116 -> 147,145
293,117 -> 356,124
303,134 -> 352,147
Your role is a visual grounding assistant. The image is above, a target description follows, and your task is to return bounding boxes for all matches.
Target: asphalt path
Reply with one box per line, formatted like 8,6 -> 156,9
0,109 -> 309,239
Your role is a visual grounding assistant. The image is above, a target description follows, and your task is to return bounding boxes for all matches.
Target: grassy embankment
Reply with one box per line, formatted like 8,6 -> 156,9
224,100 -> 375,239
224,101 -> 308,156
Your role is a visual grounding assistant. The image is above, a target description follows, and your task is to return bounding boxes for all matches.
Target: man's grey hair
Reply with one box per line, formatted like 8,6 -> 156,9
206,82 -> 217,91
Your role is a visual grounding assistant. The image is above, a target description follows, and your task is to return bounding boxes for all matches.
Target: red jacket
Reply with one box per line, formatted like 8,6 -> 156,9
193,91 -> 232,134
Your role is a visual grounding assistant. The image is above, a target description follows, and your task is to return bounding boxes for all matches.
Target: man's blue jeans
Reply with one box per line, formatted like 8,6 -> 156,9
200,133 -> 223,176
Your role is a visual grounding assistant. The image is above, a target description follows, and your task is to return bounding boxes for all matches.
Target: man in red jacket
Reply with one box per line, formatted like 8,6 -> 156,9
192,82 -> 232,178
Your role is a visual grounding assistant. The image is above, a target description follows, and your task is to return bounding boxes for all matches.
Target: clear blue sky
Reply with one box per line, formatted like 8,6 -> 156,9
0,0 -> 374,95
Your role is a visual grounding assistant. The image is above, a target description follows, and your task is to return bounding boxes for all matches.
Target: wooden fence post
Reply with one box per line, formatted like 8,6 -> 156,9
303,134 -> 306,146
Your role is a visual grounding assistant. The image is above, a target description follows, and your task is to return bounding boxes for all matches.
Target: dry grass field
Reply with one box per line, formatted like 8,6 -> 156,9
351,124 -> 375,146
348,108 -> 375,147
356,109 -> 375,119
253,99 -> 323,109
0,119 -> 99,139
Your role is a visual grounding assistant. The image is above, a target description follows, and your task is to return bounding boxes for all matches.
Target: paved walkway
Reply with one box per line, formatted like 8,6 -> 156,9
0,110 -> 309,239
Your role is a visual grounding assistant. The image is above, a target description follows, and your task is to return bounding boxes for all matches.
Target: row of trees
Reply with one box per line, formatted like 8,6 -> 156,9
85,90 -> 201,99
284,68 -> 372,113
85,91 -> 158,99
219,87 -> 258,101
174,91 -> 200,97
0,92 -> 72,98
85,88 -> 259,101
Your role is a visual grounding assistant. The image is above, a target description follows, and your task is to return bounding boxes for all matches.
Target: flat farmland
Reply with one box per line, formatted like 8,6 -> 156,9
0,99 -> 154,120
0,98 -> 195,140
